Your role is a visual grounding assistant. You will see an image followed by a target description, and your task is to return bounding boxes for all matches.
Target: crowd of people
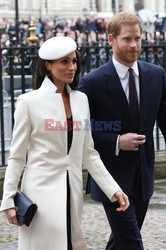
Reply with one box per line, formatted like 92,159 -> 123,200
0,14 -> 166,47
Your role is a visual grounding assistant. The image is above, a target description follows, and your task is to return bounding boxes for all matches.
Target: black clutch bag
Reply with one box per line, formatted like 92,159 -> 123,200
14,191 -> 38,227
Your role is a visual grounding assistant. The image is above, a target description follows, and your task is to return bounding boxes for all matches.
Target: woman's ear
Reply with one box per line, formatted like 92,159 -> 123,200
45,61 -> 50,71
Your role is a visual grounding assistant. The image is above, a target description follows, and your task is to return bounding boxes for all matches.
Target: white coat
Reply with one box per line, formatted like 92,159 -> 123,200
0,77 -> 121,250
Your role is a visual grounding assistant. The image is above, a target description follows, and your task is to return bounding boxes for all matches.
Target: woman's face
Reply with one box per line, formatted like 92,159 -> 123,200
45,51 -> 77,85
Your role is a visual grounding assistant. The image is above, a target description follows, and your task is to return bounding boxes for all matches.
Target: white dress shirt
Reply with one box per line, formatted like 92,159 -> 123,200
112,56 -> 140,155
112,56 -> 140,104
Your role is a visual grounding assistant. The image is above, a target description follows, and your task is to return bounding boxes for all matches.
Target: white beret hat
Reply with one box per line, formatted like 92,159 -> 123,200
38,36 -> 77,60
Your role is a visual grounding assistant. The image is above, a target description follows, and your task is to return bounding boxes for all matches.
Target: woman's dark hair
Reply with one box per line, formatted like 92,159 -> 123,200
34,50 -> 81,90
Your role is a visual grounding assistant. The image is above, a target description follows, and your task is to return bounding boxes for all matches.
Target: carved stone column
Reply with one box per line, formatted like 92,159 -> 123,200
156,0 -> 165,14
122,0 -> 135,12
105,0 -> 113,12
144,0 -> 156,12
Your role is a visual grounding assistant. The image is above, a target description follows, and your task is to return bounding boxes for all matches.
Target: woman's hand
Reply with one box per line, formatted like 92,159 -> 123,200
114,190 -> 130,212
5,208 -> 20,226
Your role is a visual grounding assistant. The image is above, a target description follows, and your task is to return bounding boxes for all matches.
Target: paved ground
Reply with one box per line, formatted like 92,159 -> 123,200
0,179 -> 166,250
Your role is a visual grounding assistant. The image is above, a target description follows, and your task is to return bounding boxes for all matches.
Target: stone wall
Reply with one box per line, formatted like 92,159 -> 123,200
0,0 -> 165,19
0,152 -> 166,199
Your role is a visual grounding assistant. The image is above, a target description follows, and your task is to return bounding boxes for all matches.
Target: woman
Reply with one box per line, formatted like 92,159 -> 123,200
0,36 -> 129,250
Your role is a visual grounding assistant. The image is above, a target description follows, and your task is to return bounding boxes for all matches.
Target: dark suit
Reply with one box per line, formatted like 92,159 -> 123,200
78,59 -> 166,249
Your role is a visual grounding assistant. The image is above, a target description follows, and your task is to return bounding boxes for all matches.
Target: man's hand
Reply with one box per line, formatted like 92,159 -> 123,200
119,133 -> 146,151
114,190 -> 130,212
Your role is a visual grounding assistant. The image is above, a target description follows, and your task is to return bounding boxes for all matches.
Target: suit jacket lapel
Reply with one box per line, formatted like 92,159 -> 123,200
103,60 -> 134,128
104,60 -> 153,132
138,61 -> 152,131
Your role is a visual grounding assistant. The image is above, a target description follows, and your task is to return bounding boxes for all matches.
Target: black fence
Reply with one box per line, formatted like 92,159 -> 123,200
0,31 -> 166,166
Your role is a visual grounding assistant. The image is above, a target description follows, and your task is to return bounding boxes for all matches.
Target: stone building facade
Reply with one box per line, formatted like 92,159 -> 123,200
0,0 -> 165,19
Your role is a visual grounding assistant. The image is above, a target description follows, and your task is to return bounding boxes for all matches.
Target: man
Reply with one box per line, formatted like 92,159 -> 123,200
78,11 -> 166,250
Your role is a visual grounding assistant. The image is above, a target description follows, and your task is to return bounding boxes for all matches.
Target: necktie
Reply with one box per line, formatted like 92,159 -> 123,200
128,68 -> 139,131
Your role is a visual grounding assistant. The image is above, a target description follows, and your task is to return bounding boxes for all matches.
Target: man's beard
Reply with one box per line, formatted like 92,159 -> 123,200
115,44 -> 141,64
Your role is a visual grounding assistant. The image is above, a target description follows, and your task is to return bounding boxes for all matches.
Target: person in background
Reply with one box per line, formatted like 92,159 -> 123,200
0,36 -> 129,250
78,11 -> 166,250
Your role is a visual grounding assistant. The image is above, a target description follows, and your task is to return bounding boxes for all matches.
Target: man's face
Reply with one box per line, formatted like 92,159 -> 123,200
109,24 -> 142,67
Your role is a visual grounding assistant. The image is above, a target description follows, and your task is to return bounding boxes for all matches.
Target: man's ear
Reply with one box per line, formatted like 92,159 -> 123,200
108,34 -> 115,45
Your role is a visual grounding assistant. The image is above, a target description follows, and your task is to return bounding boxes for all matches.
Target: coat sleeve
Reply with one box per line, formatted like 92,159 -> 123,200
78,75 -> 119,155
82,98 -> 121,202
157,68 -> 166,141
0,95 -> 31,211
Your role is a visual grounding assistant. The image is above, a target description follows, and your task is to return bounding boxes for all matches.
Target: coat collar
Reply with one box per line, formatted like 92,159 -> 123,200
112,56 -> 139,79
39,76 -> 72,94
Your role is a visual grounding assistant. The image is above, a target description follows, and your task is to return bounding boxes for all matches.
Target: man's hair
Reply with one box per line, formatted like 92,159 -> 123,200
106,11 -> 143,37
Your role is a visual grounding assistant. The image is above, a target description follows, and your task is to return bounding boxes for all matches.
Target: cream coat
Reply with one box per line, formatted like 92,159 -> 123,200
0,77 -> 121,250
